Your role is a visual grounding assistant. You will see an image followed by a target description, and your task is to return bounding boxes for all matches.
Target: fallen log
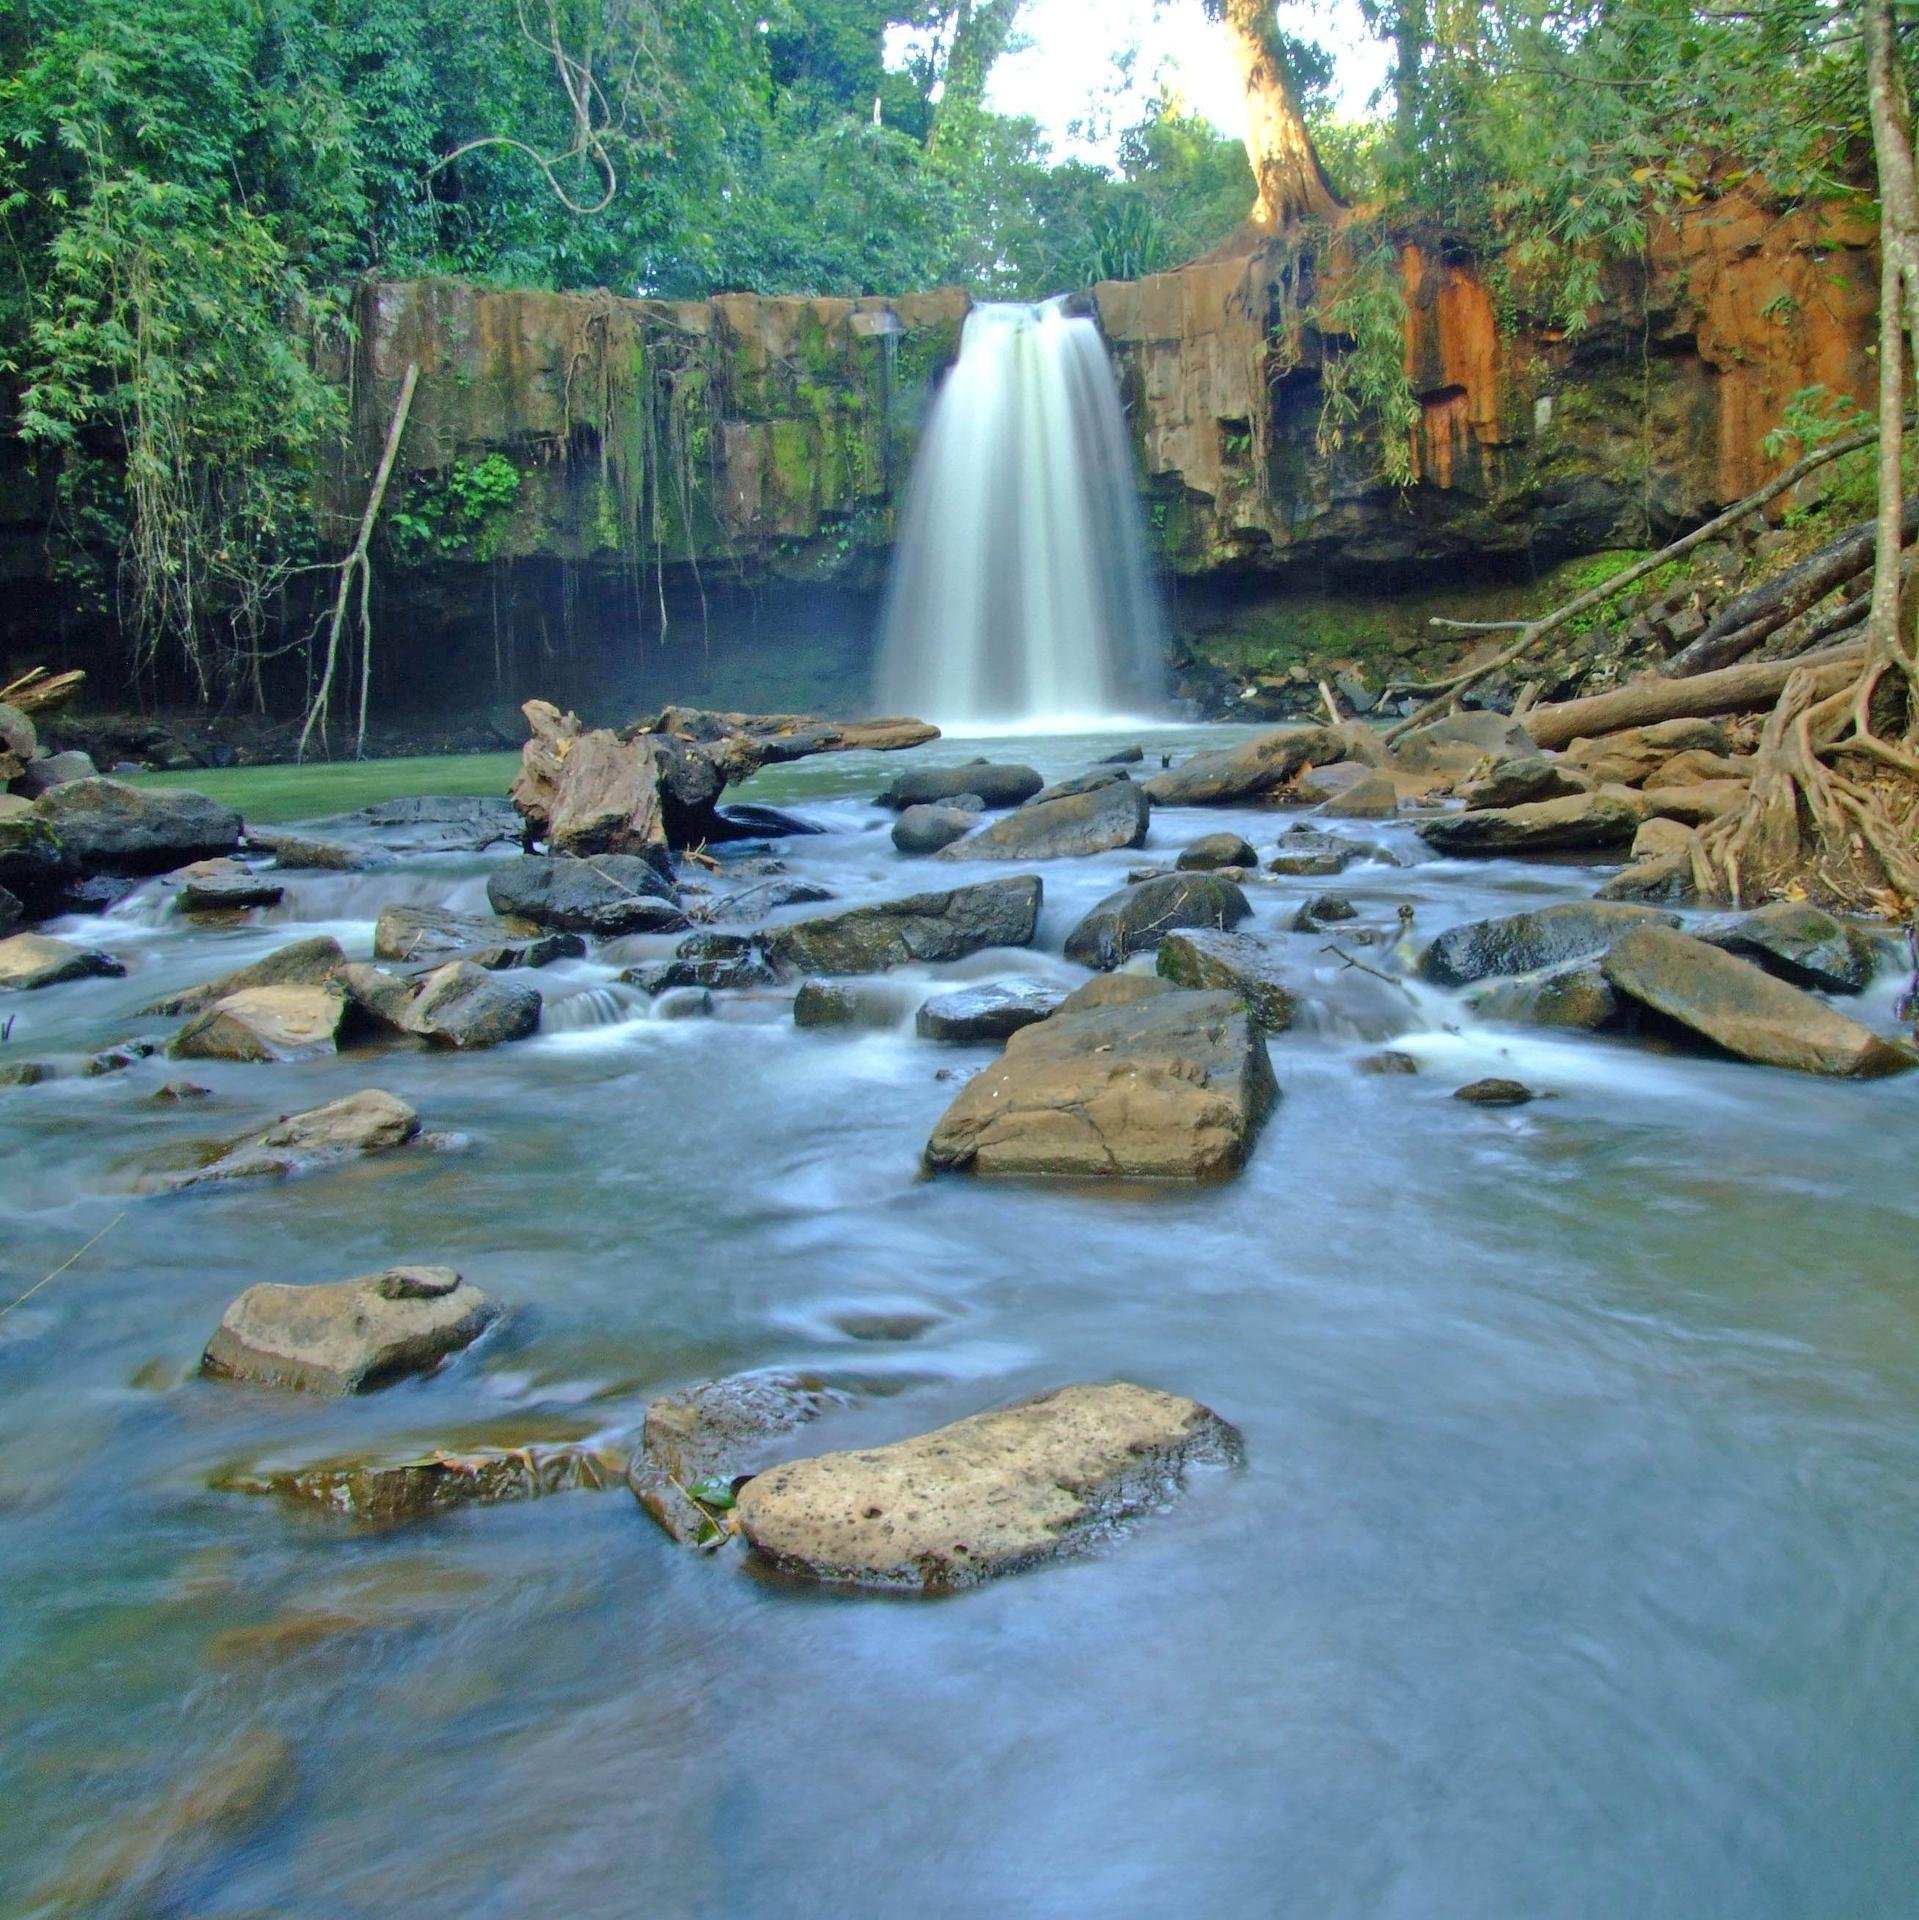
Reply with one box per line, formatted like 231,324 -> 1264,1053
1525,644 -> 1867,751
0,667 -> 86,715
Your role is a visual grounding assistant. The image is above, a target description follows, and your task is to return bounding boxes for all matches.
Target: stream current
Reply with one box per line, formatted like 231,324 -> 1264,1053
3,725 -> 1918,1918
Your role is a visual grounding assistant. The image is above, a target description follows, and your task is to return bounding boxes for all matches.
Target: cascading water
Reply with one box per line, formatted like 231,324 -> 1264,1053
873,298 -> 1168,732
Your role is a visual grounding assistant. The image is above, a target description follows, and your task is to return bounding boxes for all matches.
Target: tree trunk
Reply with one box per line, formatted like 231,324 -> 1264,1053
927,0 -> 1026,168
1219,0 -> 1343,229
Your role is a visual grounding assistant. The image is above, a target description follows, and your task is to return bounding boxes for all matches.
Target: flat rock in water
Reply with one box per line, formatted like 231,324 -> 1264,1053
1177,832 -> 1257,871
1155,928 -> 1299,1031
171,1089 -> 421,1188
1454,1077 -> 1536,1106
0,930 -> 125,991
0,1060 -> 54,1086
762,876 -> 1041,976
1601,925 -> 1916,1078
169,985 -> 347,1063
939,777 -> 1149,861
1025,768 -> 1129,805
1095,744 -> 1144,765
892,799 -> 983,855
33,777 -> 241,872
485,853 -> 680,935
202,1266 -> 496,1395
915,979 -> 1066,1042
172,858 -> 285,913
1268,827 -> 1391,876
142,934 -> 346,1017
1141,726 -> 1345,805
402,961 -> 541,1049
1699,901 -> 1877,995
735,1382 -> 1241,1591
1419,902 -> 1677,987
924,985 -> 1277,1179
319,794 -> 521,853
1467,960 -> 1621,1031
629,1372 -> 843,1546
1064,872 -> 1250,971
874,762 -> 1042,810
1418,787 -> 1650,855
255,830 -> 386,872
373,902 -> 581,970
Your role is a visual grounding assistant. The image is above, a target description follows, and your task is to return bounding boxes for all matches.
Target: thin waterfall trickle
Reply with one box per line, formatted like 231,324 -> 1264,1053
873,299 -> 1168,732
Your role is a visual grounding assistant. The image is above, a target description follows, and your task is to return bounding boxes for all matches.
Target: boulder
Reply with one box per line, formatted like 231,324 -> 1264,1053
1177,832 -> 1257,871
875,761 -> 1042,810
172,1090 -> 422,1187
1141,726 -> 1345,805
484,853 -> 683,935
892,799 -> 984,855
924,986 -> 1277,1179
1289,893 -> 1357,931
1454,1077 -> 1536,1106
1601,926 -> 1916,1077
143,935 -> 347,1017
792,978 -> 909,1030
915,980 -> 1066,1042
629,1372 -> 843,1545
1456,756 -> 1591,810
1564,718 -> 1728,788
1155,928 -> 1298,1030
762,876 -> 1041,977
1026,768 -> 1130,805
735,1382 -> 1242,1591
170,984 -> 348,1063
626,931 -> 773,993
1064,872 -> 1250,971
1467,961 -> 1621,1031
0,700 -> 37,768
1052,972 -> 1176,1016
1419,901 -> 1678,987
1698,901 -> 1877,995
1658,748 -> 1753,786
1639,781 -> 1747,827
940,777 -> 1150,861
1631,817 -> 1698,862
1357,1049 -> 1419,1075
0,930 -> 126,991
1268,826 -> 1393,875
1095,744 -> 1145,765
1417,787 -> 1651,856
14,748 -> 96,797
1322,772 -> 1399,819
319,794 -> 521,853
706,877 -> 836,922
1596,848 -> 1696,904
373,902 -> 582,971
172,859 -> 284,913
202,1266 -> 497,1395
402,961 -> 541,1049
33,777 -> 241,872
335,962 -> 420,1032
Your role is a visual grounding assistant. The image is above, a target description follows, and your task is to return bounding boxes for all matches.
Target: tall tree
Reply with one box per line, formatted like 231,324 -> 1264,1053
926,0 -> 1026,167
1207,0 -> 1342,229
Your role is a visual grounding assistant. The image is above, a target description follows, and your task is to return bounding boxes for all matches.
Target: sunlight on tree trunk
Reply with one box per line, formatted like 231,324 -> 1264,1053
1214,0 -> 1343,230
927,0 -> 1027,168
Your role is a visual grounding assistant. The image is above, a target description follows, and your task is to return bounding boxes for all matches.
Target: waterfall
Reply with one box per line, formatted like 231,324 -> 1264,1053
873,299 -> 1168,732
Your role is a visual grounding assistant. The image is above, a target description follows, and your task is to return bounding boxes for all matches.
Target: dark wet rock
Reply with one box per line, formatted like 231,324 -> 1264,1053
1391,710 -> 1537,775
1468,960 -> 1621,1031
626,930 -> 772,993
1419,902 -> 1677,988
763,876 -> 1041,977
1418,787 -> 1651,856
1094,744 -> 1145,765
1322,772 -> 1399,819
1141,726 -> 1346,806
735,1383 -> 1242,1591
0,1060 -> 54,1087
1456,756 -> 1590,810
170,984 -> 349,1063
875,761 -> 1043,810
34,777 -> 241,872
153,1080 -> 211,1101
893,798 -> 985,855
1177,831 -> 1257,871
830,1307 -> 944,1340
0,930 -> 126,990
320,793 -> 521,853
86,1037 -> 160,1076
403,961 -> 542,1049
170,1090 -> 422,1188
1454,1077 -> 1537,1106
1290,893 -> 1356,931
253,829 -> 387,872
0,879 -> 19,934
485,853 -> 683,936
915,979 -> 1066,1042
629,1371 -> 843,1546
1602,925 -> 1916,1077
925,985 -> 1277,1179
1699,901 -> 1877,995
333,962 -> 419,1034
1357,1049 -> 1419,1075
142,936 -> 348,1018
373,902 -> 582,971
940,777 -> 1150,861
14,748 -> 96,797
793,978 -> 913,1030
0,810 -> 70,899
202,1265 -> 497,1395
653,986 -> 715,1019
172,858 -> 284,914
1155,928 -> 1298,1030
710,802 -> 828,839
1268,826 -> 1393,876
1064,872 -> 1251,971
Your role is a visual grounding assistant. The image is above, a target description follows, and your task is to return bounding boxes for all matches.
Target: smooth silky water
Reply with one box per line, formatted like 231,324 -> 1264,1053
4,733 -> 1919,1918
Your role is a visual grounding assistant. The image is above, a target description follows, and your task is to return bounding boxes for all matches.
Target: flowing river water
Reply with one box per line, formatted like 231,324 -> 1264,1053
3,726 -> 1918,1918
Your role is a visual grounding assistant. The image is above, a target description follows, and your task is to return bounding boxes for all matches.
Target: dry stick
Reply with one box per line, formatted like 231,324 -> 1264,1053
298,363 -> 419,765
1383,423 -> 1888,746
0,1212 -> 126,1326
1317,678 -> 1343,725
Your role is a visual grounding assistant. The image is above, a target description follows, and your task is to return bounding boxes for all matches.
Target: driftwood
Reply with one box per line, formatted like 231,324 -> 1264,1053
1525,644 -> 1866,751
0,668 -> 85,716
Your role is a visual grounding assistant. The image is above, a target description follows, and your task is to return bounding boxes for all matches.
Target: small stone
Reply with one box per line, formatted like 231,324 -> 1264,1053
1177,832 -> 1257,871
1290,892 -> 1356,931
1357,1050 -> 1419,1075
892,800 -> 985,855
1454,1077 -> 1536,1105
154,1080 -> 211,1101
86,1037 -> 160,1076
793,978 -> 909,1030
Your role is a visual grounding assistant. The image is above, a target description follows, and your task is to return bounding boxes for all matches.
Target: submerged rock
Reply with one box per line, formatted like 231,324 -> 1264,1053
940,776 -> 1150,861
892,799 -> 983,855
86,1037 -> 160,1076
33,777 -> 242,872
171,1089 -> 422,1188
1467,960 -> 1621,1031
1699,901 -> 1877,995
1454,1077 -> 1537,1106
1602,925 -> 1916,1078
1177,831 -> 1257,871
1419,902 -> 1677,987
762,876 -> 1041,976
170,984 -> 348,1062
255,829 -> 386,872
915,979 -> 1066,1042
629,1372 -> 842,1546
793,978 -> 908,1030
735,1382 -> 1242,1591
1155,928 -> 1298,1031
1141,726 -> 1345,805
626,930 -> 772,993
142,934 -> 347,1017
875,761 -> 1042,810
925,986 -> 1277,1180
1267,826 -> 1391,876
1418,788 -> 1650,855
403,961 -> 541,1049
0,1060 -> 54,1087
1063,872 -> 1250,971
485,853 -> 682,935
0,930 -> 125,991
202,1266 -> 497,1394
373,903 -> 581,971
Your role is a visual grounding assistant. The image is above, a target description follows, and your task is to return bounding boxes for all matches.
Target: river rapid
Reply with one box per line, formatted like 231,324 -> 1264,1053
3,725 -> 1918,1919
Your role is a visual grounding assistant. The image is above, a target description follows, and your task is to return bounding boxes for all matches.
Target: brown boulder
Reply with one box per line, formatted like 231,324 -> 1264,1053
169,985 -> 348,1063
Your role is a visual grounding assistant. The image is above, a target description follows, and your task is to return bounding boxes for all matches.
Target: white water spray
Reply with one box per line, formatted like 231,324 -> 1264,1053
873,299 -> 1168,732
